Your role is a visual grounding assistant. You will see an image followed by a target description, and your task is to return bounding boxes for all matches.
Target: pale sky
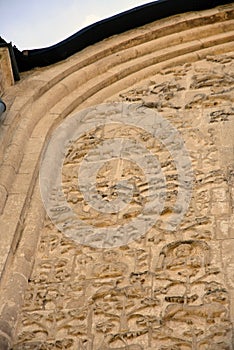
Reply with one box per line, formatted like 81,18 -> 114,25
0,0 -> 154,50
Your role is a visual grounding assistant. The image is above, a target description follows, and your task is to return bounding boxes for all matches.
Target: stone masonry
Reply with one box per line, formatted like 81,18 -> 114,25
0,3 -> 233,350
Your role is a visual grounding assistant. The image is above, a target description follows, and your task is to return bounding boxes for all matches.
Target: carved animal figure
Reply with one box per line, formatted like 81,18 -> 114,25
164,302 -> 227,322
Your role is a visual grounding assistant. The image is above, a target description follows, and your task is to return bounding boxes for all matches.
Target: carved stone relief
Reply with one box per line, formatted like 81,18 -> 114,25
13,53 -> 234,349
13,233 -> 232,349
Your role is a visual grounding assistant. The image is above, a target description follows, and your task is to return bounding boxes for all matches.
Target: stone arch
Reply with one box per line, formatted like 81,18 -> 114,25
0,3 -> 233,349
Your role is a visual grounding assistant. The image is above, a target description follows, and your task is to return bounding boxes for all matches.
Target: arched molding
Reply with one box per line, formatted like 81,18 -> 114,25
0,3 -> 233,348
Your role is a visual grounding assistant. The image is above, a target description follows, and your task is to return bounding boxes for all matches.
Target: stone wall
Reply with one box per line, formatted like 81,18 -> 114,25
0,3 -> 233,349
0,47 -> 14,96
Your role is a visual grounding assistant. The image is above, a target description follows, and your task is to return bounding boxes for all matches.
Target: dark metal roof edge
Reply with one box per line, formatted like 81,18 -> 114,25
3,0 -> 234,72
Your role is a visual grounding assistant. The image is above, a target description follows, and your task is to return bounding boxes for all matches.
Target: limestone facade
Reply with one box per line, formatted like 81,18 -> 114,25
0,3 -> 233,350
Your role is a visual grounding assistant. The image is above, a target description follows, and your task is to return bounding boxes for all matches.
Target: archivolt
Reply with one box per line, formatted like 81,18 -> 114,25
0,4 -> 233,348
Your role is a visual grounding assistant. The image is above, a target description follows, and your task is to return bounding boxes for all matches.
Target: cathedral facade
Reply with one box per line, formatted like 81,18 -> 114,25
0,1 -> 234,349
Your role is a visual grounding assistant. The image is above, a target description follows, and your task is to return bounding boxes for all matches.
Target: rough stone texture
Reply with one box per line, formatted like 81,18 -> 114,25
0,334 -> 11,350
0,47 -> 14,95
0,3 -> 233,350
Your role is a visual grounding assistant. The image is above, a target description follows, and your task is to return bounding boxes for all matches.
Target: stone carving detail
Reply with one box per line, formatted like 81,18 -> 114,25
13,53 -> 233,349
157,241 -> 231,349
118,54 -> 234,124
119,79 -> 184,111
209,108 -> 234,123
13,234 -> 232,349
190,71 -> 234,90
